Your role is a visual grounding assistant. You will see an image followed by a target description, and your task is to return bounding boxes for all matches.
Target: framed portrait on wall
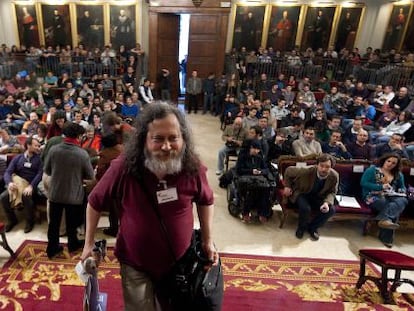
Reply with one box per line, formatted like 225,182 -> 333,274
232,5 -> 266,51
267,6 -> 301,52
13,4 -> 40,48
383,4 -> 412,52
402,6 -> 414,52
109,5 -> 136,49
301,6 -> 336,51
41,4 -> 72,47
76,5 -> 104,48
333,7 -> 364,52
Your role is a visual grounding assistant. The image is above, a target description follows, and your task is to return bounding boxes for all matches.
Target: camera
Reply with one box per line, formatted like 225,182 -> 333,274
93,239 -> 107,259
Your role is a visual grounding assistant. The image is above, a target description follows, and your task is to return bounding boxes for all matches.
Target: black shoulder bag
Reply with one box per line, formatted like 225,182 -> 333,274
139,180 -> 223,311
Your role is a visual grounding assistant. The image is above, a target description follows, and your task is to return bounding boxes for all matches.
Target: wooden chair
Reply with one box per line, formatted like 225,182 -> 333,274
224,149 -> 238,172
0,222 -> 14,256
357,249 -> 414,304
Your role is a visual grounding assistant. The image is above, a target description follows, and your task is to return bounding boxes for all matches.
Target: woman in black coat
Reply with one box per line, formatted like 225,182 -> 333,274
236,139 -> 271,223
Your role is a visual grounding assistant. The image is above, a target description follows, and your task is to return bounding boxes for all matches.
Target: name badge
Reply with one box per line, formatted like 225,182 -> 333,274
156,187 -> 178,204
24,162 -> 32,168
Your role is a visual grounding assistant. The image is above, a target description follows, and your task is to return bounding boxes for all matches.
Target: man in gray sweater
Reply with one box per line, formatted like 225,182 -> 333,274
44,122 -> 95,259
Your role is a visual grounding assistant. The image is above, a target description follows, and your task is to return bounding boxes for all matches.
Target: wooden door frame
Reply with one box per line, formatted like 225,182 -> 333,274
148,7 -> 230,98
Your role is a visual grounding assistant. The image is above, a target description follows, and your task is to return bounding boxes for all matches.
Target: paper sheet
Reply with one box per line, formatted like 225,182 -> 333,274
336,195 -> 361,208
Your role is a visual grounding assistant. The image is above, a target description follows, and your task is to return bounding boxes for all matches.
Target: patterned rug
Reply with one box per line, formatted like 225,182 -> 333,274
0,240 -> 413,310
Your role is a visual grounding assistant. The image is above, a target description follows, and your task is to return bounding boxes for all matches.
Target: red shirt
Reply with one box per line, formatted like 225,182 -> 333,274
88,156 -> 214,279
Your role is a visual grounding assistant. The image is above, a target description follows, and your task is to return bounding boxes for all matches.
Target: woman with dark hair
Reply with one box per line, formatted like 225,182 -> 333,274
46,110 -> 66,140
236,138 -> 271,223
360,153 -> 408,247
372,110 -> 412,143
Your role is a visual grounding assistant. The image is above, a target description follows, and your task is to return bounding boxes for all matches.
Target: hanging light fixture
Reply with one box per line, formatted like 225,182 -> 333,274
192,0 -> 203,7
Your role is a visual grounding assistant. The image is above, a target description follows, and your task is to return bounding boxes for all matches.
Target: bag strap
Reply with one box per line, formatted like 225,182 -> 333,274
138,177 -> 179,263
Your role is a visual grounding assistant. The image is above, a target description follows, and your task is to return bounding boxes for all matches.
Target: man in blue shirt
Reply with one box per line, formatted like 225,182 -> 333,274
1,137 -> 42,233
121,96 -> 140,120
322,130 -> 352,160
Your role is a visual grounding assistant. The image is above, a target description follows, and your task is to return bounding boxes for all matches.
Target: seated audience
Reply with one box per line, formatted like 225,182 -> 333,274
81,125 -> 102,153
346,129 -> 373,160
236,139 -> 271,224
375,133 -> 409,159
360,153 -> 408,248
1,137 -> 42,233
247,125 -> 269,161
371,110 -> 412,143
0,129 -> 23,153
389,87 -> 410,111
322,130 -> 352,159
283,154 -> 338,241
292,127 -> 322,157
267,130 -> 292,161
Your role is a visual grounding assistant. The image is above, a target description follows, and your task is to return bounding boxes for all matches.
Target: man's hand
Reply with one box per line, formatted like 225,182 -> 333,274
253,169 -> 261,175
320,202 -> 330,213
283,187 -> 293,197
336,141 -> 347,151
275,135 -> 286,144
80,241 -> 96,263
202,240 -> 219,267
22,185 -> 33,196
8,182 -> 17,192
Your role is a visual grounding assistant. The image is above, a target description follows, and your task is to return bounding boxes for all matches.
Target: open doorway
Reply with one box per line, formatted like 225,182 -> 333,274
178,14 -> 190,96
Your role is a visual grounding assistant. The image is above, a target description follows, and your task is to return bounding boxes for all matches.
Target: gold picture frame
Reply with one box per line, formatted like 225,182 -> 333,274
109,3 -> 138,49
266,5 -> 302,52
383,3 -> 413,52
39,3 -> 73,48
402,4 -> 414,52
75,3 -> 105,48
331,5 -> 365,52
232,4 -> 266,51
301,5 -> 338,51
12,2 -> 41,48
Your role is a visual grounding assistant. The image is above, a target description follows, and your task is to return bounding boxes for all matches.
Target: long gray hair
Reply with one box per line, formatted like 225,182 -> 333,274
125,101 -> 201,179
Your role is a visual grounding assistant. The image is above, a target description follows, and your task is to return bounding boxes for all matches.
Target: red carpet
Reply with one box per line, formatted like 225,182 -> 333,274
0,240 -> 413,310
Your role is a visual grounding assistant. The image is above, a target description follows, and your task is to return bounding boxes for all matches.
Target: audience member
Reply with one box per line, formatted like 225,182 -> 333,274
389,87 -> 410,111
1,137 -> 42,233
283,154 -> 338,241
346,129 -> 373,160
360,153 -> 408,247
44,122 -> 94,259
375,133 -> 409,159
236,139 -> 271,223
321,130 -> 352,159
292,127 -> 322,157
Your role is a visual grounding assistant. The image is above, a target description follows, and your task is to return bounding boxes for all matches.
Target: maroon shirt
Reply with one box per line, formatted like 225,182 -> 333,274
88,156 -> 214,279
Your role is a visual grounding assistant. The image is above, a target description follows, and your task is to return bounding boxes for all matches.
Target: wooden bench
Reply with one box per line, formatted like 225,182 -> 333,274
275,156 -> 414,232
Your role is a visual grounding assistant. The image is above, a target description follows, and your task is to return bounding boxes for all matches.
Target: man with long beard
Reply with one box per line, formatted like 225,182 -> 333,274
81,102 -> 222,310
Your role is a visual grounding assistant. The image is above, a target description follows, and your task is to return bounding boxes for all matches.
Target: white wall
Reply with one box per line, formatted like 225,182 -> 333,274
0,0 -> 15,46
356,0 -> 393,52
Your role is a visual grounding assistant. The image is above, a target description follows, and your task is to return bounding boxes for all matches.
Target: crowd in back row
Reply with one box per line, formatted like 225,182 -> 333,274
215,74 -> 414,175
0,42 -> 146,79
225,45 -> 414,78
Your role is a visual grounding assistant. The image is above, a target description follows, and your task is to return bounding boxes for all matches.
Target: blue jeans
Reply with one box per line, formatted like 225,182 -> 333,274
370,196 -> 408,244
406,145 -> 414,160
203,93 -> 214,113
217,145 -> 236,172
295,194 -> 335,232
